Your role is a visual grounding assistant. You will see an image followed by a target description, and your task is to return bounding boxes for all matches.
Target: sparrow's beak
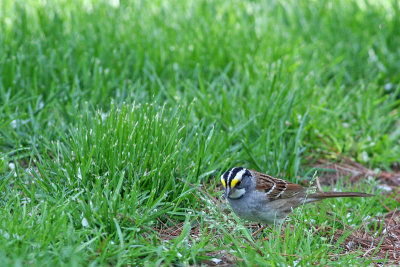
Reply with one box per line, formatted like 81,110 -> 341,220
225,186 -> 231,198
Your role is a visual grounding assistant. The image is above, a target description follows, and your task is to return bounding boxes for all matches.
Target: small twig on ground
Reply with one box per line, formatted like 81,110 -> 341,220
378,198 -> 392,212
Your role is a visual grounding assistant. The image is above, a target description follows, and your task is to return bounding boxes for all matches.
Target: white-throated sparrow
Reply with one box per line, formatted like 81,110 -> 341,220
221,167 -> 373,225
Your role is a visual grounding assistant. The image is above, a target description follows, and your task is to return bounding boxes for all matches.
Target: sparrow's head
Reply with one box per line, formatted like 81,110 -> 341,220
221,167 -> 252,199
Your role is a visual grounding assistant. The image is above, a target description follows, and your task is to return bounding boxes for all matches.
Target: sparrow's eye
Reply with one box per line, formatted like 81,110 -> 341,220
231,178 -> 242,188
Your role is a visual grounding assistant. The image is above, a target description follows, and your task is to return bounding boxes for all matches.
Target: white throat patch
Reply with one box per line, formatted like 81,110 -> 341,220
229,188 -> 246,199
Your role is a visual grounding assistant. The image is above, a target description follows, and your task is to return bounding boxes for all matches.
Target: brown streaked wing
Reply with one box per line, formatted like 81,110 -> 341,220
251,170 -> 306,199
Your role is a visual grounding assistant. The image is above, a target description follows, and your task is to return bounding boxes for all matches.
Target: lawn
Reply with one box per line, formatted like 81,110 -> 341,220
1,0 -> 400,265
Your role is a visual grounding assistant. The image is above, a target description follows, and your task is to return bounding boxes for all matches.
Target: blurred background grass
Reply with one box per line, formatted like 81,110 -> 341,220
0,0 -> 399,265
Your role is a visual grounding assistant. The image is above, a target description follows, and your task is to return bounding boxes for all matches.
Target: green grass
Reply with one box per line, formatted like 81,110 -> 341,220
1,0 -> 399,265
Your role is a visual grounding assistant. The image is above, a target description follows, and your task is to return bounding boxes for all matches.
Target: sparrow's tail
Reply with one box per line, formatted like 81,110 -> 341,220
307,192 -> 374,202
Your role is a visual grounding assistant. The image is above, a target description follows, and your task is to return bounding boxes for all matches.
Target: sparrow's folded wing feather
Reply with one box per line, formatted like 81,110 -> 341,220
251,170 -> 307,199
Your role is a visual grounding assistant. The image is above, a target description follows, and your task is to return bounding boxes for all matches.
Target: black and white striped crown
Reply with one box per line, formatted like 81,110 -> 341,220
221,167 -> 251,187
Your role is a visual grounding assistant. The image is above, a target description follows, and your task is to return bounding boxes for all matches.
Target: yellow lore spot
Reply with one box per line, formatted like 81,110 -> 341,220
221,178 -> 226,188
231,178 -> 240,188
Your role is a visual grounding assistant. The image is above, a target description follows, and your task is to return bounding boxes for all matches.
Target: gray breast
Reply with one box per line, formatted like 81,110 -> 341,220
227,190 -> 288,225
